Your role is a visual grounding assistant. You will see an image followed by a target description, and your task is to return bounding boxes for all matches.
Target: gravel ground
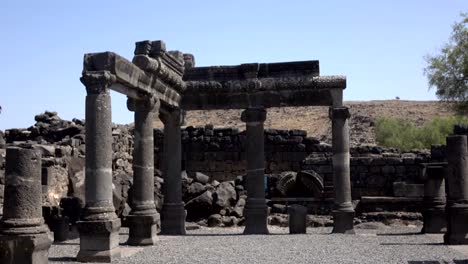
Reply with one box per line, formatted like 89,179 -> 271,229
49,224 -> 468,264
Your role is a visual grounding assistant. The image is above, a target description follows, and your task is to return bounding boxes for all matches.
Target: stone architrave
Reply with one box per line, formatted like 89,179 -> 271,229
0,147 -> 52,264
421,162 -> 446,234
329,106 -> 355,234
241,108 -> 269,235
77,72 -> 121,262
444,135 -> 468,244
126,97 -> 160,245
160,109 -> 186,235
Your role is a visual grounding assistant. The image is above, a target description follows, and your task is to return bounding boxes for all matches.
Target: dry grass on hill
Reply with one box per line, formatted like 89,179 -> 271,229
152,100 -> 455,146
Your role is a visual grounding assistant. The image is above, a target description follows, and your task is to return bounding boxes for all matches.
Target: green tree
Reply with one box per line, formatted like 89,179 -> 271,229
424,13 -> 468,114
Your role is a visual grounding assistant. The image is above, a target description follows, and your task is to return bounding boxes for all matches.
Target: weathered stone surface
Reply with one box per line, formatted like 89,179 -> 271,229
213,182 -> 236,208
185,191 -> 213,221
288,204 -> 307,234
444,135 -> 468,245
0,147 -> 52,264
330,106 -> 355,234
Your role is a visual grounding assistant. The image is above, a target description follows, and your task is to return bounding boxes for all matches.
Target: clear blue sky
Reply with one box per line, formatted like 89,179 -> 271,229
1,1 -> 467,130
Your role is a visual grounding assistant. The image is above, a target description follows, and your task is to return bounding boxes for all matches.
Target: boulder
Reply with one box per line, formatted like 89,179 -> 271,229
213,181 -> 236,208
194,172 -> 210,184
185,190 -> 213,221
207,214 -> 223,227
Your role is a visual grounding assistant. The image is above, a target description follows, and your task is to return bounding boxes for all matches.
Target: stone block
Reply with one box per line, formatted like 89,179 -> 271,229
0,233 -> 52,264
77,219 -> 121,262
288,204 -> 307,234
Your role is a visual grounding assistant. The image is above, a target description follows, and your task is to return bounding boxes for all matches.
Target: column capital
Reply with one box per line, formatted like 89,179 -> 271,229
81,71 -> 116,94
241,107 -> 266,124
329,106 -> 351,120
160,108 -> 185,126
127,96 -> 160,113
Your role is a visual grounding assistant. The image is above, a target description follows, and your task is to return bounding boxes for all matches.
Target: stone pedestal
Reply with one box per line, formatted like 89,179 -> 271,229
126,97 -> 160,245
330,107 -> 355,234
160,109 -> 186,235
241,108 -> 269,235
78,72 -> 121,262
0,147 -> 52,264
421,163 -> 446,234
444,135 -> 468,244
288,204 -> 307,234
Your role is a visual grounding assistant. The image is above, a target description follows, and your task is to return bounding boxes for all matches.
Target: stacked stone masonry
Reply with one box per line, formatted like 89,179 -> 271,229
154,126 -> 429,199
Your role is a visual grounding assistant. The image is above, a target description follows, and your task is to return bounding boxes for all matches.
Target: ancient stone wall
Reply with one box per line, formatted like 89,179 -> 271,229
154,126 -> 430,198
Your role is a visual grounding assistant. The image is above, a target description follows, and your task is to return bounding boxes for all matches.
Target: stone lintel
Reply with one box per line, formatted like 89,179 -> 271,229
181,88 -> 342,110
184,60 -> 320,81
82,52 -> 181,108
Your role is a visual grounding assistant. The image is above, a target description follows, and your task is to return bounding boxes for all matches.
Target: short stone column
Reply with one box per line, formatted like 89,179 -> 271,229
241,107 -> 269,235
126,97 -> 160,245
160,109 -> 186,235
0,147 -> 52,264
444,135 -> 468,244
421,162 -> 446,234
288,204 -> 307,234
329,106 -> 355,234
77,72 -> 121,262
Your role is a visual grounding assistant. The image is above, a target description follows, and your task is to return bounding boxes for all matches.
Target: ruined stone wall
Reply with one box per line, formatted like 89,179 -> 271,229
154,126 -> 430,198
154,126 -> 318,181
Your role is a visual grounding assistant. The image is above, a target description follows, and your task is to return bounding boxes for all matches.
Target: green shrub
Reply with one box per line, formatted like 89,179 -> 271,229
375,116 -> 468,151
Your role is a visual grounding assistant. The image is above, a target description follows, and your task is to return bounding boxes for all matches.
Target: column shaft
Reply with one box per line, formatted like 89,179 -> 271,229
422,164 -> 446,234
330,107 -> 355,234
0,147 -> 52,264
77,72 -> 121,263
126,97 -> 159,245
160,109 -> 186,235
242,108 -> 269,235
444,135 -> 468,244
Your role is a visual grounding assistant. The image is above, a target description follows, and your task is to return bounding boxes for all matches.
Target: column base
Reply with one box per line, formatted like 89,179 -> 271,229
126,214 -> 159,246
332,210 -> 355,234
243,199 -> 269,235
160,203 -> 186,235
422,208 -> 446,234
77,218 -> 121,263
0,232 -> 52,264
444,205 -> 468,245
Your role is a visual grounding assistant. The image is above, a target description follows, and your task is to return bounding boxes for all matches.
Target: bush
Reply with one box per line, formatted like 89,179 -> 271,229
375,116 -> 468,151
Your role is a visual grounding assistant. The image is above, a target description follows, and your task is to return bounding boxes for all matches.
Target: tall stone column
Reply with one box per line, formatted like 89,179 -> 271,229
241,107 -> 269,235
0,147 -> 52,264
126,97 -> 160,245
329,106 -> 355,234
160,109 -> 186,235
77,72 -> 121,262
444,135 -> 468,244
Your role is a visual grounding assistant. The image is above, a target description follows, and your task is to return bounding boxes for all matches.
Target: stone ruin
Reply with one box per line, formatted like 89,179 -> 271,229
71,39 -> 353,261
1,40 -> 468,263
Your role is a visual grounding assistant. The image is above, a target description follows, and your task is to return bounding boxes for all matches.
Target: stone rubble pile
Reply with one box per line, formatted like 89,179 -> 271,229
0,111 -> 433,232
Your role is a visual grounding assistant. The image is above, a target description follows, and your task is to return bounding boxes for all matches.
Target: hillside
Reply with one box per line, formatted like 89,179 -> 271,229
153,100 -> 455,146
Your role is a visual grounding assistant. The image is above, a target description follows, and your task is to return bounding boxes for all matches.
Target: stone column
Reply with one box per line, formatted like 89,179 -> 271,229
329,106 -> 355,234
126,97 -> 160,245
160,109 -> 186,235
444,135 -> 468,244
0,147 -> 52,264
241,107 -> 269,235
77,72 -> 121,262
421,163 -> 446,234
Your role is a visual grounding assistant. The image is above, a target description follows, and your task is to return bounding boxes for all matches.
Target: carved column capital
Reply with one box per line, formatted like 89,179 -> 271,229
160,109 -> 185,126
329,106 -> 351,120
127,96 -> 160,113
80,71 -> 116,94
241,107 -> 266,124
